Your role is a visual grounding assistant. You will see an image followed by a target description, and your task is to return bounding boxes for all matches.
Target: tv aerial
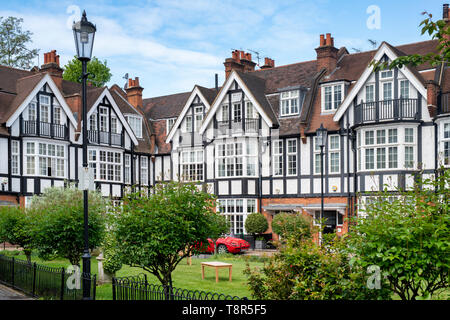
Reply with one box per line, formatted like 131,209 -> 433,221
123,73 -> 129,89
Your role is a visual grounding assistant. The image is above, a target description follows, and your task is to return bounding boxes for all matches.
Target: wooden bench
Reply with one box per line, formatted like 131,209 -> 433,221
201,262 -> 232,283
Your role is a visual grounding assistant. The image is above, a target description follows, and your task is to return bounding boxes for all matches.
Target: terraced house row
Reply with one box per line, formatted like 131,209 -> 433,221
1,5 -> 450,238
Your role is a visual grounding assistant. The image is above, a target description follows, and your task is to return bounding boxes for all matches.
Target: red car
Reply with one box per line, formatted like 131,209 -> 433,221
205,237 -> 250,254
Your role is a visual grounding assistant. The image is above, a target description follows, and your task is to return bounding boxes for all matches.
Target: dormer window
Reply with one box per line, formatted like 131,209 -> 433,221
322,83 -> 343,113
280,90 -> 299,116
126,115 -> 142,138
167,118 -> 176,133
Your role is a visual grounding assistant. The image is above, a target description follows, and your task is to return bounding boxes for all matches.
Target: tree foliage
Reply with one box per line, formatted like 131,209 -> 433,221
245,235 -> 391,300
63,56 -> 112,88
0,205 -> 34,263
111,181 -> 228,287
244,212 -> 268,236
347,169 -> 450,300
271,212 -> 313,244
0,16 -> 39,69
371,11 -> 449,71
29,187 -> 108,266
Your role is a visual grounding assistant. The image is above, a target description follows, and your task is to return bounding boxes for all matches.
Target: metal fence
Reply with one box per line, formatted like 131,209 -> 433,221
112,274 -> 247,301
0,254 -> 96,300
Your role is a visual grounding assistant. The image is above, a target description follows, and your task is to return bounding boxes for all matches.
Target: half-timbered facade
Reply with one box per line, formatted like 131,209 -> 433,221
2,4 -> 450,241
0,51 -> 155,207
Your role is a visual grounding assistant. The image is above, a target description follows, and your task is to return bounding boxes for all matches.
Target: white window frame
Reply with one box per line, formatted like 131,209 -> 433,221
166,118 -> 176,133
280,90 -> 300,116
89,149 -> 122,182
218,198 -> 258,235
321,84 -> 343,113
124,154 -> 131,184
216,141 -> 255,178
140,156 -> 149,186
329,135 -> 340,174
39,95 -> 50,123
287,139 -> 297,176
357,126 -> 416,172
11,140 -> 19,175
126,114 -> 142,138
181,149 -> 203,182
24,141 -> 66,178
272,140 -> 283,177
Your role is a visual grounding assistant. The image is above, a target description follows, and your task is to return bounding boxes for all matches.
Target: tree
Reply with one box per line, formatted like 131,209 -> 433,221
244,213 -> 268,237
111,181 -> 228,289
271,212 -> 313,245
0,206 -> 34,263
347,168 -> 450,300
0,16 -> 39,69
63,56 -> 112,88
29,187 -> 108,266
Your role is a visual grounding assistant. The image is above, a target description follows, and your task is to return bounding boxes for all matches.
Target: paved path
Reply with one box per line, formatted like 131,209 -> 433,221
0,284 -> 33,300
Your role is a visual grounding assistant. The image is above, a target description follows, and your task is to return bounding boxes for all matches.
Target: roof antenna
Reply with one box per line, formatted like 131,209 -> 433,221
368,39 -> 378,49
247,49 -> 261,66
352,48 -> 362,53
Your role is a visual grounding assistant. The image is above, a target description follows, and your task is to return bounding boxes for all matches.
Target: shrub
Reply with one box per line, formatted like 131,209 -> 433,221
271,212 -> 313,243
29,187 -> 108,266
0,206 -> 34,263
244,213 -> 268,236
245,236 -> 391,300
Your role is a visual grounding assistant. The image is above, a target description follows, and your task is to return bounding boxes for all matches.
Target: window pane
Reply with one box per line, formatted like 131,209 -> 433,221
365,149 -> 374,170
388,147 -> 398,168
388,129 -> 397,143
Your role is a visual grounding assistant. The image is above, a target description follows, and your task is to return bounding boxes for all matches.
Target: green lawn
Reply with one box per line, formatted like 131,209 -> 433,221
0,251 -> 266,300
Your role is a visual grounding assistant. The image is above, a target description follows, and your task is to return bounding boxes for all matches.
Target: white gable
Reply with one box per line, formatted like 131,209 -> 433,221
199,70 -> 274,134
165,86 -> 212,143
333,42 -> 427,122
6,74 -> 78,128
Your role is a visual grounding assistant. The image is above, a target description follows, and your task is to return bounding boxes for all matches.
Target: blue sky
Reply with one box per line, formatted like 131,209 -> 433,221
0,0 -> 445,98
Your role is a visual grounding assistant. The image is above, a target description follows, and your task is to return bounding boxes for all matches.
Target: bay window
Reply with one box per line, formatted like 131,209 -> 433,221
89,149 -> 122,182
357,126 -> 416,171
217,140 -> 257,178
181,149 -> 203,181
25,141 -> 66,178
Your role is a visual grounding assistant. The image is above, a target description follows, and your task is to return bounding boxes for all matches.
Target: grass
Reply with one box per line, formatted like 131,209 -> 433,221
0,250 -> 267,300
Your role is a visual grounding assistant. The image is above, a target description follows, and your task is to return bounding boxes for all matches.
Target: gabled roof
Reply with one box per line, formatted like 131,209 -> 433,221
333,41 -> 432,122
6,73 -> 78,128
200,70 -> 278,134
165,85 -> 217,143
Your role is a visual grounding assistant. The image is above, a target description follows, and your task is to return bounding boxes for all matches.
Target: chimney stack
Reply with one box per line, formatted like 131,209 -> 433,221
125,77 -> 144,110
40,50 -> 63,88
444,3 -> 449,21
260,57 -> 275,69
224,49 -> 256,79
315,33 -> 338,74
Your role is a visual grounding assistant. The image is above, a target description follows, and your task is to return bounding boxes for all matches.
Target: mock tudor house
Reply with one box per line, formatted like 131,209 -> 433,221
0,50 -> 156,207
1,4 -> 450,240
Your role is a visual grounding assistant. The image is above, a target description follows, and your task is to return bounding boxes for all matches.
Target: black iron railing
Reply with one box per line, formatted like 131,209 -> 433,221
0,254 -> 96,300
354,98 -> 419,125
112,274 -> 247,301
216,118 -> 259,135
21,120 -> 68,139
88,130 -> 124,147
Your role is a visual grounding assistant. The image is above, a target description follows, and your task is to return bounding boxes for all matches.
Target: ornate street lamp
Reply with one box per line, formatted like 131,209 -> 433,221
316,123 -> 327,241
73,10 -> 96,300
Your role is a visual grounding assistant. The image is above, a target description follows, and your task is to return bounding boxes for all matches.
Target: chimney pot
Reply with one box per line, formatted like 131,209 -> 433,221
320,34 -> 325,47
326,33 -> 332,46
444,4 -> 449,20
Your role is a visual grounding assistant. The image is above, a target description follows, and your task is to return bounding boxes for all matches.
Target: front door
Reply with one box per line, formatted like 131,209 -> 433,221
322,211 -> 337,234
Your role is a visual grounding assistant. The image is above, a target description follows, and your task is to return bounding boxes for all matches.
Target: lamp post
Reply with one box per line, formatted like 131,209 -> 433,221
72,10 -> 96,300
316,123 -> 327,240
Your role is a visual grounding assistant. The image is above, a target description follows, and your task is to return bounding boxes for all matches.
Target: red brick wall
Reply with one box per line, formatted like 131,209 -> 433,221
260,196 -> 351,242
